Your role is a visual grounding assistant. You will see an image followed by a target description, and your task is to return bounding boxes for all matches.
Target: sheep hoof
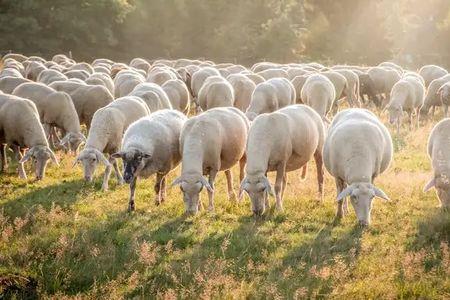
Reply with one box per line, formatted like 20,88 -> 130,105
208,205 -> 215,212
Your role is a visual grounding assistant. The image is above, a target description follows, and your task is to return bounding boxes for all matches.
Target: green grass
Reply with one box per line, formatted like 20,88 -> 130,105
0,115 -> 449,299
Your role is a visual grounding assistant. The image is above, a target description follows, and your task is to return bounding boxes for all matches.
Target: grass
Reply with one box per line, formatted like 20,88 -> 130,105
0,113 -> 449,299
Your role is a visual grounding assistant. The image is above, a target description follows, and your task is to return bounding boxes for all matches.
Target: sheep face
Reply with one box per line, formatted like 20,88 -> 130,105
76,148 -> 110,182
114,150 -> 150,184
20,145 -> 59,180
240,175 -> 273,216
388,105 -> 402,125
337,182 -> 390,226
172,175 -> 213,215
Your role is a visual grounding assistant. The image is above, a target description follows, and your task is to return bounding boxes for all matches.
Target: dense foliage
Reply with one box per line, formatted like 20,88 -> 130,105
1,0 -> 450,66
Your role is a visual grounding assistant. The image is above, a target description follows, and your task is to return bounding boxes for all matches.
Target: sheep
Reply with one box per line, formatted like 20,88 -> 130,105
64,70 -> 90,81
85,72 -> 114,94
130,58 -> 151,73
0,94 -> 59,180
251,62 -> 281,73
147,68 -> 178,85
257,68 -> 289,80
129,82 -> 173,112
367,66 -> 402,106
3,59 -> 25,75
285,67 -> 310,80
1,53 -> 28,63
436,83 -> 450,118
423,118 -> 450,209
37,69 -> 68,85
300,74 -> 336,121
419,65 -> 448,88
386,76 -> 425,134
67,62 -> 94,75
291,74 -> 310,103
323,108 -> 392,226
49,81 -> 114,129
0,77 -> 31,94
241,72 -> 265,85
378,62 -> 403,75
226,74 -> 256,112
239,104 -> 325,216
421,74 -> 450,117
25,61 -> 47,81
161,79 -> 191,113
171,107 -> 249,214
114,70 -> 145,98
12,82 -> 85,151
112,110 -> 188,211
197,76 -> 234,111
74,96 -> 150,191
321,71 -> 348,112
246,77 -> 296,121
0,68 -> 23,79
92,58 -> 114,67
93,66 -> 111,75
190,67 -> 221,100
52,54 -> 72,64
333,69 -> 361,107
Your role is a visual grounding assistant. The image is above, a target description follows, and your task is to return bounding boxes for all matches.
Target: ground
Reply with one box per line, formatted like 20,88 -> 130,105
0,113 -> 449,299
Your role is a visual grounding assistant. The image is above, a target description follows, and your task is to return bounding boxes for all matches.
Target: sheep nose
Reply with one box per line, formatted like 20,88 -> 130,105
124,173 -> 133,184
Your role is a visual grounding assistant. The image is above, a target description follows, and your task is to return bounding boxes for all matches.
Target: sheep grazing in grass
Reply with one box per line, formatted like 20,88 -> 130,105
161,79 -> 191,113
246,77 -> 295,121
0,76 -> 31,94
300,74 -> 336,122
197,76 -> 234,111
419,65 -> 448,88
0,94 -> 58,180
74,96 -> 150,191
12,82 -> 85,151
112,110 -> 187,211
424,118 -> 450,209
386,76 -> 425,134
240,104 -> 325,216
172,107 -> 249,214
227,74 -> 256,112
323,108 -> 392,226
129,82 -> 173,112
420,74 -> 450,117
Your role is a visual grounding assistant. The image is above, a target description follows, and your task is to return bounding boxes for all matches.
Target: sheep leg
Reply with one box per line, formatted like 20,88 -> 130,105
128,176 -> 137,212
431,105 -> 436,116
111,157 -> 124,185
274,163 -> 286,211
335,178 -> 346,218
16,147 -> 27,179
239,154 -> 246,183
207,170 -> 218,211
225,169 -> 237,201
301,163 -> 307,180
314,151 -> 324,202
0,144 -> 7,172
154,172 -> 165,205
416,108 -> 421,129
281,173 -> 287,200
102,163 -> 113,191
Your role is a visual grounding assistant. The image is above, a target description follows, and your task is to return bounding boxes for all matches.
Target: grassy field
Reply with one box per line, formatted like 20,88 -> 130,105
0,113 -> 449,299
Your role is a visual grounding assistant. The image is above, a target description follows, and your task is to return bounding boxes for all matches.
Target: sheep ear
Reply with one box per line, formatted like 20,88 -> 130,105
200,177 -> 214,193
262,176 -> 274,197
337,185 -> 353,202
423,178 -> 436,192
373,186 -> 390,201
19,147 -> 34,163
170,176 -> 185,188
111,152 -> 124,159
94,149 -> 111,167
239,178 -> 249,200
47,147 -> 59,166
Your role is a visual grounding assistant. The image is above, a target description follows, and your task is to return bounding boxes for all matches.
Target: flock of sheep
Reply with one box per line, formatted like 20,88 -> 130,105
0,53 -> 449,227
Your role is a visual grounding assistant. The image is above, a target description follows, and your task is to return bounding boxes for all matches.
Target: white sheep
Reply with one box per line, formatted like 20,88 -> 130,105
147,68 -> 178,86
227,74 -> 256,112
49,81 -> 114,129
0,94 -> 59,180
25,61 -> 47,81
197,75 -> 234,111
12,82 -> 85,151
386,76 -> 425,134
161,79 -> 191,113
423,118 -> 450,209
323,108 -> 392,226
246,77 -> 296,121
0,77 -> 31,94
74,96 -> 150,191
129,82 -> 173,112
114,69 -> 146,98
85,72 -> 114,95
112,110 -> 187,211
190,67 -> 221,101
240,104 -> 325,216
419,65 -> 448,88
172,107 -> 249,214
421,74 -> 450,117
300,74 -> 336,121
37,69 -> 68,85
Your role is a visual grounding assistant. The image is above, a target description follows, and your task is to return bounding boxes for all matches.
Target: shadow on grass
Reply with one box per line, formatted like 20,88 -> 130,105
0,178 -> 90,219
407,208 -> 450,271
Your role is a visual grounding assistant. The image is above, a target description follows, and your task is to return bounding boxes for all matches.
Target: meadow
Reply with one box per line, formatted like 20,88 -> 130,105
0,114 -> 449,299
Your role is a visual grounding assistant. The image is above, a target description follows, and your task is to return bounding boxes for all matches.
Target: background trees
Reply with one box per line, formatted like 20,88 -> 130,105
1,0 -> 450,67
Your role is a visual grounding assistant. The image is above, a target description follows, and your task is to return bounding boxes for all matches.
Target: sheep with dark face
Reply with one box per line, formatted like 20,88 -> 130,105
112,110 -> 187,211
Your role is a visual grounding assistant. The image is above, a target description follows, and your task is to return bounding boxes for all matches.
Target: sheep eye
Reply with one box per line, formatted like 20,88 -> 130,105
92,158 -> 97,162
